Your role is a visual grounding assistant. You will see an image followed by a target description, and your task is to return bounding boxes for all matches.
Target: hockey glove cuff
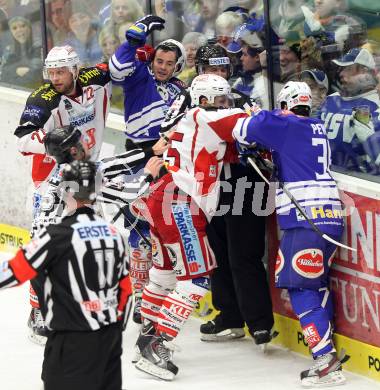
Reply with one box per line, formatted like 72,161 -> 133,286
126,15 -> 165,45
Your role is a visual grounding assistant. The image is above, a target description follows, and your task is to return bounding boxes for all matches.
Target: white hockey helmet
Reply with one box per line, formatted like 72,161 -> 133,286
43,45 -> 80,80
276,81 -> 312,110
190,74 -> 231,106
155,39 -> 187,77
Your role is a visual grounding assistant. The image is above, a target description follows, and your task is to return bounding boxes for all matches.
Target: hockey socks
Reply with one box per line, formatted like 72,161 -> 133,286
157,278 -> 209,339
288,288 -> 334,357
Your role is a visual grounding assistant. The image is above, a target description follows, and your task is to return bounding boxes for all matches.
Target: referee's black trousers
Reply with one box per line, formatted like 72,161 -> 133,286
42,322 -> 123,390
207,164 -> 274,334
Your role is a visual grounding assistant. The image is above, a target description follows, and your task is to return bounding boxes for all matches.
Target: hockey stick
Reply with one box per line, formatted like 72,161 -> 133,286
246,155 -> 356,252
111,204 -> 152,248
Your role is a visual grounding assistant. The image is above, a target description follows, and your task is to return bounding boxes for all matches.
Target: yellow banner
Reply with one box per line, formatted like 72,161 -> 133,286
195,293 -> 380,381
0,223 -> 30,253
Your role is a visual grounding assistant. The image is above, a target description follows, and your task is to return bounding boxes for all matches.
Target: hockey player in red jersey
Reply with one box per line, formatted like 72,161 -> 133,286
14,45 -> 111,344
133,74 -> 249,380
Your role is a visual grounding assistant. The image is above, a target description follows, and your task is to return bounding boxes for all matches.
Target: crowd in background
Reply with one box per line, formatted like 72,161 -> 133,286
0,0 -> 379,179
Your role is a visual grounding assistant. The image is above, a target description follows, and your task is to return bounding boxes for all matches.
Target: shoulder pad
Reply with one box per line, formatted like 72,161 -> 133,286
170,77 -> 187,90
95,62 -> 109,72
29,83 -> 61,106
78,66 -> 111,87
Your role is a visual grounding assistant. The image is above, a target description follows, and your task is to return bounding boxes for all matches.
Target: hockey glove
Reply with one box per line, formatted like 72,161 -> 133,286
236,142 -> 257,166
126,15 -> 165,45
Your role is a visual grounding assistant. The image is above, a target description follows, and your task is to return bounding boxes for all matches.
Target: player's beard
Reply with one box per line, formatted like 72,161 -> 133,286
54,80 -> 76,96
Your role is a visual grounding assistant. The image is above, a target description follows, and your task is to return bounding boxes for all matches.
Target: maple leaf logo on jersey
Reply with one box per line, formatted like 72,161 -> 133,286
194,147 -> 218,195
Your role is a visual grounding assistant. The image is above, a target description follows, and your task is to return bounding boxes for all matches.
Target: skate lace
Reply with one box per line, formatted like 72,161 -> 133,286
156,339 -> 172,362
310,353 -> 334,373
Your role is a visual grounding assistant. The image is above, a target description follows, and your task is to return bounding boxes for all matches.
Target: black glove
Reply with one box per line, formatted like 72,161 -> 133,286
126,15 -> 165,45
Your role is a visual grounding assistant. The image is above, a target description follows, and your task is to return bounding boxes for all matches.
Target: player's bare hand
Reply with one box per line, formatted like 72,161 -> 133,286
144,156 -> 164,178
153,130 -> 174,155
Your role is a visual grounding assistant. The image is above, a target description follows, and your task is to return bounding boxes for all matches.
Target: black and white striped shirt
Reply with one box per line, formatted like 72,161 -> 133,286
97,148 -> 152,208
31,148 -> 152,234
0,207 -> 131,331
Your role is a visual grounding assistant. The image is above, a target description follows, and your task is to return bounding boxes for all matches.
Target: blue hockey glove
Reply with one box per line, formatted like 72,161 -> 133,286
126,15 -> 165,45
236,141 -> 257,166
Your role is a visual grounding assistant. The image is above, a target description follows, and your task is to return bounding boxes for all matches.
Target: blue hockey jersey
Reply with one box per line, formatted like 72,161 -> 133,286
319,90 -> 380,173
109,41 -> 185,142
233,110 -> 344,235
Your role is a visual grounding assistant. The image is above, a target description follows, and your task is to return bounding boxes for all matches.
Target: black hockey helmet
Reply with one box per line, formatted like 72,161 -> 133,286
61,160 -> 97,201
44,125 -> 82,164
195,44 -> 233,79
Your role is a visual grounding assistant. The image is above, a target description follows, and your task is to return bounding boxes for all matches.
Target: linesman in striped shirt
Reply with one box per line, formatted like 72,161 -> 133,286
0,161 -> 131,390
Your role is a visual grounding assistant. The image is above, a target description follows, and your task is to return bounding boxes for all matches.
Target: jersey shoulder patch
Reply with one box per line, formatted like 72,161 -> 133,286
78,66 -> 111,87
29,83 -> 61,107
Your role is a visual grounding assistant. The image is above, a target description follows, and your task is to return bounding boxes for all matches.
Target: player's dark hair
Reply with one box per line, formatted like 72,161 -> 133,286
155,41 -> 180,62
291,105 -> 311,117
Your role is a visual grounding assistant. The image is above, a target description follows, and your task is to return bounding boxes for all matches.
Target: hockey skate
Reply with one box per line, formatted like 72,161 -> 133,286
200,319 -> 245,342
27,308 -> 49,346
301,351 -> 347,388
135,335 -> 179,381
132,320 -> 155,363
132,296 -> 143,324
252,329 -> 279,352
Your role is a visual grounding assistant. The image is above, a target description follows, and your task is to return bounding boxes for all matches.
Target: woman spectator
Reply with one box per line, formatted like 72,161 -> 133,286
1,15 -> 42,88
106,0 -> 144,36
178,32 -> 207,85
47,0 -> 71,47
64,3 -> 102,66
99,26 -> 120,61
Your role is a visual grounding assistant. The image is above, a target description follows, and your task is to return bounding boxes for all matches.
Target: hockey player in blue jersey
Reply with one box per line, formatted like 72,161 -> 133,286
233,81 -> 347,387
319,48 -> 380,174
108,15 -> 187,322
109,15 -> 186,148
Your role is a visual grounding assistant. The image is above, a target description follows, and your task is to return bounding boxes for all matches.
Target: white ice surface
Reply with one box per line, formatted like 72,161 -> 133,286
0,252 -> 379,390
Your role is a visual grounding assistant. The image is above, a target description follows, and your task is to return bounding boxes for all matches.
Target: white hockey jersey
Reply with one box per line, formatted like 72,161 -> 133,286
14,65 -> 111,186
164,107 -> 248,219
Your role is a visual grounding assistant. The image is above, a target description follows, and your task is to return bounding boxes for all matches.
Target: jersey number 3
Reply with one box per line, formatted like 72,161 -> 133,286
312,137 -> 331,180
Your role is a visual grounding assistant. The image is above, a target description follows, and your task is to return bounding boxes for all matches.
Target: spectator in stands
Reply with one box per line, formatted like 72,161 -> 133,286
99,26 -> 120,61
0,7 -> 9,56
300,69 -> 329,116
106,0 -> 144,36
319,48 -> 380,174
178,31 -> 207,85
64,3 -> 102,66
195,0 -> 221,38
47,0 -> 71,47
302,0 -> 367,52
215,11 -> 244,49
232,43 -> 264,105
0,0 -> 17,19
1,15 -> 42,88
279,43 -> 301,82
